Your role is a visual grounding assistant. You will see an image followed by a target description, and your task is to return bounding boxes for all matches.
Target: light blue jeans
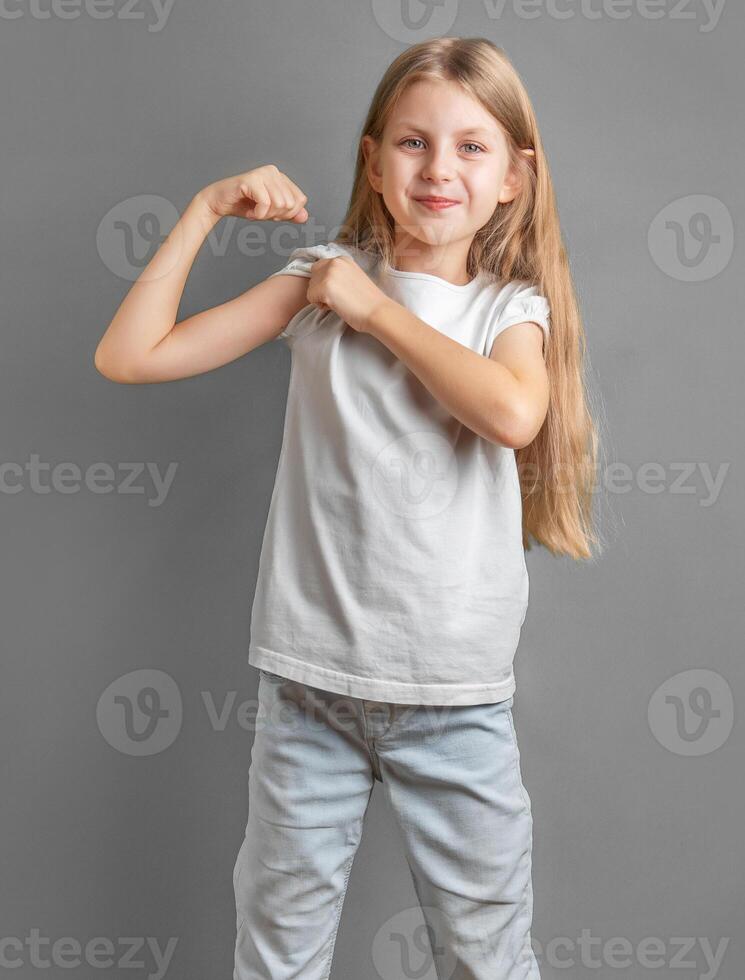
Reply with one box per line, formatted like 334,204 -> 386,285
233,669 -> 540,980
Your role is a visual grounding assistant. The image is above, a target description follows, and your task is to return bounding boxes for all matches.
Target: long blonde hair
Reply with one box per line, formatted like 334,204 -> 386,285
335,36 -> 608,560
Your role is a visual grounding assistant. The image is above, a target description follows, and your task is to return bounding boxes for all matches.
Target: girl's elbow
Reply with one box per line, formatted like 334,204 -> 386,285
491,404 -> 543,450
94,348 -> 144,384
495,426 -> 530,451
506,429 -> 535,451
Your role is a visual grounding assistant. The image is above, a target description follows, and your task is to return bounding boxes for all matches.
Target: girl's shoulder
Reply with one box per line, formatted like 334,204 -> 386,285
479,276 -> 552,351
272,240 -> 378,277
480,276 -> 551,320
329,240 -> 380,274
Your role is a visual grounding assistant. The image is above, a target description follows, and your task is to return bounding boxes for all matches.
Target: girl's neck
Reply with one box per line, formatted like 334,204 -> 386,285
390,236 -> 473,287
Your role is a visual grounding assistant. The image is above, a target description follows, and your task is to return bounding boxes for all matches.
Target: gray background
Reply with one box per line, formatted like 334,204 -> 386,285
1,1 -> 743,978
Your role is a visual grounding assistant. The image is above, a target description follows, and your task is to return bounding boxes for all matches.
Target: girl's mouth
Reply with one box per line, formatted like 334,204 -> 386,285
413,197 -> 461,211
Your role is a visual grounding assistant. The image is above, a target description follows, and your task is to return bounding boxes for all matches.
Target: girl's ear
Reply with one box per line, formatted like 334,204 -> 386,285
498,147 -> 535,205
362,135 -> 383,194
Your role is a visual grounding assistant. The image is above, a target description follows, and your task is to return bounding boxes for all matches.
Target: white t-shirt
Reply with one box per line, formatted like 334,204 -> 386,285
247,241 -> 550,705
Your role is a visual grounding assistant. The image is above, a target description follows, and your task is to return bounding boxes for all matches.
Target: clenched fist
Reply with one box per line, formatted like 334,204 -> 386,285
198,164 -> 309,223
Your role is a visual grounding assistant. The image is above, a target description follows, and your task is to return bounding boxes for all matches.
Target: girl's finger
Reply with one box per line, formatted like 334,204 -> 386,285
286,187 -> 309,220
270,172 -> 309,216
264,177 -> 300,219
281,175 -> 309,210
249,179 -> 273,220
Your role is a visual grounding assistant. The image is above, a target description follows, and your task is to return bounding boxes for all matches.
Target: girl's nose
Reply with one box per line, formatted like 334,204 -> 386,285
421,150 -> 457,183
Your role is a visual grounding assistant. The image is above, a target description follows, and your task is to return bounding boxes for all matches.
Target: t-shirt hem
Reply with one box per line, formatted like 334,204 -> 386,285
248,644 -> 516,706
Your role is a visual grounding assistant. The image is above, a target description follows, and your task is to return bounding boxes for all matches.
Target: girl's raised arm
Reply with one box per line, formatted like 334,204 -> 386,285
94,165 -> 310,384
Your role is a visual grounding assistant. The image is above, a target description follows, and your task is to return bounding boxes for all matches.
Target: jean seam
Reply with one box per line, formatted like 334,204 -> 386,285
360,705 -> 384,781
404,856 -> 446,980
320,845 -> 357,980
506,707 -> 532,817
515,835 -> 539,976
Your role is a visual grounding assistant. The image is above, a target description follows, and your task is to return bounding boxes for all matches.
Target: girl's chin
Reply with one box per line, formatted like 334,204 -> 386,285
407,225 -> 463,246
390,215 -> 466,247
396,212 -> 459,231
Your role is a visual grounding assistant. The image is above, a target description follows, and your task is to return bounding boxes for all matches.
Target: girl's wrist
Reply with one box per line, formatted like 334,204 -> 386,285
188,190 -> 222,230
364,295 -> 398,337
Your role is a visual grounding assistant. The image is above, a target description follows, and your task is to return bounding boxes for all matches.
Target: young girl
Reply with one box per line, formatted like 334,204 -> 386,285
96,36 -> 599,980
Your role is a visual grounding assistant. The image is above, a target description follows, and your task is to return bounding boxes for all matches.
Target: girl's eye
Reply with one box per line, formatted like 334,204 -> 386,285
399,138 -> 484,154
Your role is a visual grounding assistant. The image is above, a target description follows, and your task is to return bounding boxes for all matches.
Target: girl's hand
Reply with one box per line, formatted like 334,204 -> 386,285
197,165 -> 309,222
306,256 -> 391,334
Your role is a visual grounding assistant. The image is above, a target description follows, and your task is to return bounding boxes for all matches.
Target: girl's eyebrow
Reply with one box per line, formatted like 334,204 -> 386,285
392,122 -> 497,138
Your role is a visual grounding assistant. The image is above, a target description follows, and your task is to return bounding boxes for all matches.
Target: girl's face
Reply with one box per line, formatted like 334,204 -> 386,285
363,78 -> 531,268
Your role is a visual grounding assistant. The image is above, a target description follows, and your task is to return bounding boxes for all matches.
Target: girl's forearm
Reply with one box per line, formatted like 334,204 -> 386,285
94,192 -> 221,379
366,299 -> 525,448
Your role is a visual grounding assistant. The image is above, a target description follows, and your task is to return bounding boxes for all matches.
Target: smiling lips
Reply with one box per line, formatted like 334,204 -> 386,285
413,196 -> 461,210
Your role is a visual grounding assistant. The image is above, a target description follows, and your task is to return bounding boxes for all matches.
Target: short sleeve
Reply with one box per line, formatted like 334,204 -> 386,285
485,282 -> 551,358
268,243 -> 343,342
269,242 -> 342,280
